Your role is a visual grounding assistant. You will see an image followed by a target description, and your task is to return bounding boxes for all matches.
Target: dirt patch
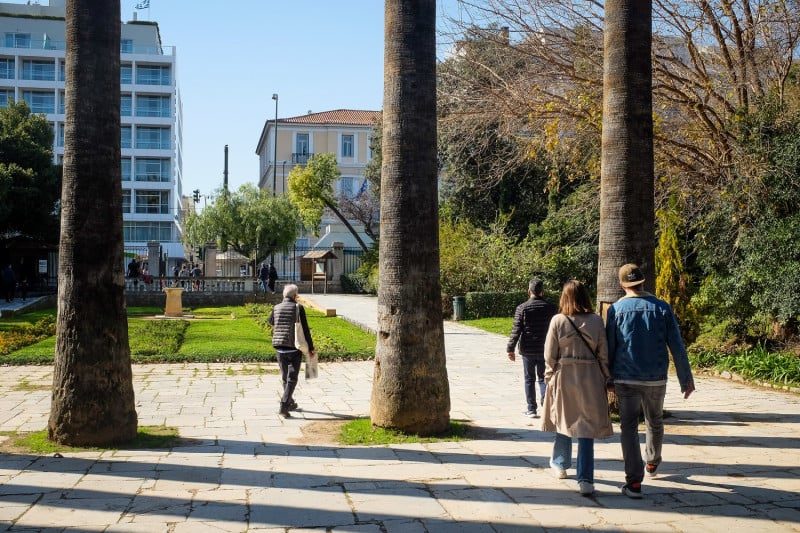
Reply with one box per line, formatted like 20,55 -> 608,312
289,419 -> 501,447
290,419 -> 349,446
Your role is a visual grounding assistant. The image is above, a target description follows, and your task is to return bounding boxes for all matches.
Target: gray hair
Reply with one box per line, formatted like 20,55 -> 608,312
283,283 -> 298,299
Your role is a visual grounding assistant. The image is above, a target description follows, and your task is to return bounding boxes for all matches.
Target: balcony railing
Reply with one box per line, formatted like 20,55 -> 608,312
292,153 -> 313,165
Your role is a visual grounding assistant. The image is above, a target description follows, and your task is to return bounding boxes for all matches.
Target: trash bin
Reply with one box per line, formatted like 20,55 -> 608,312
452,296 -> 466,321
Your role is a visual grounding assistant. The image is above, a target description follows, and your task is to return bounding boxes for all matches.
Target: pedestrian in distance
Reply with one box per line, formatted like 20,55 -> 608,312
606,263 -> 695,499
2,264 -> 16,302
268,283 -> 316,418
506,278 -> 557,418
258,261 -> 269,294
541,280 -> 613,496
267,261 -> 278,294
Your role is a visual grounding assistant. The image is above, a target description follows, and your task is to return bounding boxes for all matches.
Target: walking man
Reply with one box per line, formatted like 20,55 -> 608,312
506,278 -> 557,418
606,263 -> 695,498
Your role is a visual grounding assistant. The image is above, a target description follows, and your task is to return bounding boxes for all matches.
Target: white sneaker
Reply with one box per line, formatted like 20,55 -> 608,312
549,462 -> 567,479
524,410 -> 539,418
579,481 -> 594,496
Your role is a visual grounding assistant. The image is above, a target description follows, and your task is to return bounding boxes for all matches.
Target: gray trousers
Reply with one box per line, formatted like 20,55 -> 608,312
616,382 -> 666,484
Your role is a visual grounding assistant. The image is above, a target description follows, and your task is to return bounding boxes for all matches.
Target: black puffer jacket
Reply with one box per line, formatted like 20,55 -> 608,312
506,296 -> 557,357
268,298 -> 314,351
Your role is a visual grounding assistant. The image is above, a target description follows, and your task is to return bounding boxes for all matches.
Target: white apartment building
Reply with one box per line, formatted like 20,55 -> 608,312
0,0 -> 184,270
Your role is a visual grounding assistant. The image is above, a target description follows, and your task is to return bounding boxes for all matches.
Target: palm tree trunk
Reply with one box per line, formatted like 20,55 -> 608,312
597,0 -> 656,315
371,0 -> 450,435
49,0 -> 137,446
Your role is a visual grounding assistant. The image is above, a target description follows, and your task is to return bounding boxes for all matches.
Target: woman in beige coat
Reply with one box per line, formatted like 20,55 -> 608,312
541,280 -> 613,496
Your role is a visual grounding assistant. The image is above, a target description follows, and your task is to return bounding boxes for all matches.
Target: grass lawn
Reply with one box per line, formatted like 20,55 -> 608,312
1,305 -> 375,365
459,316 -> 513,336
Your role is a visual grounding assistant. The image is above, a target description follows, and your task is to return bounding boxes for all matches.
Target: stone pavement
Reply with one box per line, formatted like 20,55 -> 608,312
1,294 -> 799,532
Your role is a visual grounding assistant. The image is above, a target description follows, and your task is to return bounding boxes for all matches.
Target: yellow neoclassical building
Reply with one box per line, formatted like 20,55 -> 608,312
255,108 -> 380,197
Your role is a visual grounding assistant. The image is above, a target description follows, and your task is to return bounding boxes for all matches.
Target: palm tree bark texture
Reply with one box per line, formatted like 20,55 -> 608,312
371,0 -> 450,435
49,0 -> 138,445
597,0 -> 656,316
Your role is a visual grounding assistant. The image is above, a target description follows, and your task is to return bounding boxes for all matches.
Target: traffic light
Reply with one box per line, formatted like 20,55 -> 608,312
192,189 -> 200,203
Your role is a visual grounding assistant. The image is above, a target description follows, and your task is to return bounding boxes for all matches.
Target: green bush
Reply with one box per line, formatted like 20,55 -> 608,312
341,272 -> 373,294
464,291 -> 528,319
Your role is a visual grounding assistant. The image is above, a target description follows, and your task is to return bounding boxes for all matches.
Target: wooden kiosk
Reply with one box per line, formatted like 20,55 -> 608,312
302,250 -> 337,294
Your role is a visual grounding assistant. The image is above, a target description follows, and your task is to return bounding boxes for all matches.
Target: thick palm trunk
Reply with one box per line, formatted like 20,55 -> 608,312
49,0 -> 137,446
371,0 -> 450,435
597,0 -> 655,315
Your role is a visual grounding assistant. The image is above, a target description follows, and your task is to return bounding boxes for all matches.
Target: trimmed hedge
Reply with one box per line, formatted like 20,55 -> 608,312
341,273 -> 372,294
464,291 -> 528,319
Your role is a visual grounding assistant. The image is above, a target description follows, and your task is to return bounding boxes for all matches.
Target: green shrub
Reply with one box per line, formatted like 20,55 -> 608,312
464,291 -> 528,319
341,272 -> 373,294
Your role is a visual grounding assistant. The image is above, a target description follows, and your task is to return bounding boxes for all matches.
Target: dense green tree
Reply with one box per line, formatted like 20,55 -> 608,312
0,101 -> 61,241
183,183 -> 300,265
287,152 -> 370,251
49,0 -> 137,446
371,0 -> 450,435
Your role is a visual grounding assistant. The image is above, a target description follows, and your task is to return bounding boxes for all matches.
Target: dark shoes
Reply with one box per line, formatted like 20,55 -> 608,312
622,482 -> 643,499
279,399 -> 298,417
646,463 -> 658,477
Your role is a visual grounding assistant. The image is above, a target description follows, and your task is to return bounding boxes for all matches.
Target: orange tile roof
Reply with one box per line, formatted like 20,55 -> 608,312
281,109 -> 381,126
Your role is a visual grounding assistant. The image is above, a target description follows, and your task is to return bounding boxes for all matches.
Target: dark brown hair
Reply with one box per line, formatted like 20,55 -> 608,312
558,280 -> 594,315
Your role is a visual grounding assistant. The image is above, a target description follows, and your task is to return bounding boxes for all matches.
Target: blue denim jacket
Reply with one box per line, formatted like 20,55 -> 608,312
606,292 -> 694,391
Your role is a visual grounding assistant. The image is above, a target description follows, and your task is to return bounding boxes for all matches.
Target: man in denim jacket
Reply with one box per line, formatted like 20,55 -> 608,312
606,263 -> 695,499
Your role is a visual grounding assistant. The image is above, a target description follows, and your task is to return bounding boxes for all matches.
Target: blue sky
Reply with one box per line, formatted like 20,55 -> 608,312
125,0 -> 464,199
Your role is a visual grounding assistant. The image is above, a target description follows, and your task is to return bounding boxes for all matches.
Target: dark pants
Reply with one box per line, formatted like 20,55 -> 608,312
522,355 -> 546,411
617,382 -> 667,484
278,350 -> 302,404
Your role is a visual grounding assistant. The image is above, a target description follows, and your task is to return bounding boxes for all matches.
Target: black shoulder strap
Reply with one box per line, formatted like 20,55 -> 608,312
565,316 -> 598,359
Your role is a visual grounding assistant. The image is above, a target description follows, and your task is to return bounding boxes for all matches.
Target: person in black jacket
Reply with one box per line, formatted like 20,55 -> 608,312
268,283 -> 315,417
506,278 -> 557,418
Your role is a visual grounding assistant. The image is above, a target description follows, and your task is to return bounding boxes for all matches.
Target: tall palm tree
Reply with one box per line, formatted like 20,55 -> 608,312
49,0 -> 137,446
597,0 -> 655,314
370,0 -> 450,435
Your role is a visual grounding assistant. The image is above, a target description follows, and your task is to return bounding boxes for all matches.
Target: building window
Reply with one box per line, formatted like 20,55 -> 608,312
121,158 -> 131,181
22,90 -> 54,114
121,64 -> 132,84
341,134 -> 354,158
0,89 -> 11,108
135,127 -> 170,150
121,126 -> 132,149
59,61 -> 66,81
120,39 -> 133,53
121,94 -> 132,116
0,58 -> 14,79
135,65 -> 170,85
57,123 -> 64,147
4,33 -> 30,48
338,176 -> 355,198
123,221 -> 173,242
135,158 -> 170,182
58,91 -> 65,114
135,94 -> 170,117
135,190 -> 170,214
21,60 -> 55,81
122,189 -> 131,212
296,133 -> 309,154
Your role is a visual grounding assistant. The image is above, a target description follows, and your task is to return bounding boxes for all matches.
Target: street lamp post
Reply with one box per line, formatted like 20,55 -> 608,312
271,93 -> 278,197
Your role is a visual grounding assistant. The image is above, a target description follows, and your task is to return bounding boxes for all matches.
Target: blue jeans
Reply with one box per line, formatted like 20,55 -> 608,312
616,382 -> 666,484
552,433 -> 595,483
259,279 -> 268,294
522,355 -> 546,411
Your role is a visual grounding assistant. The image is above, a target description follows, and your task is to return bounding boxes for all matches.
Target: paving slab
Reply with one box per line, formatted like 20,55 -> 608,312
1,294 -> 799,531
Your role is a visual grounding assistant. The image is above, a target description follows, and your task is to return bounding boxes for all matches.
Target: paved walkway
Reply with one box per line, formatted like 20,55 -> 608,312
1,294 -> 799,532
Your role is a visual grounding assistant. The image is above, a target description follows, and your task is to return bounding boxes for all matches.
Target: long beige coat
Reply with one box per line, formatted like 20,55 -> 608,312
540,313 -> 613,439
